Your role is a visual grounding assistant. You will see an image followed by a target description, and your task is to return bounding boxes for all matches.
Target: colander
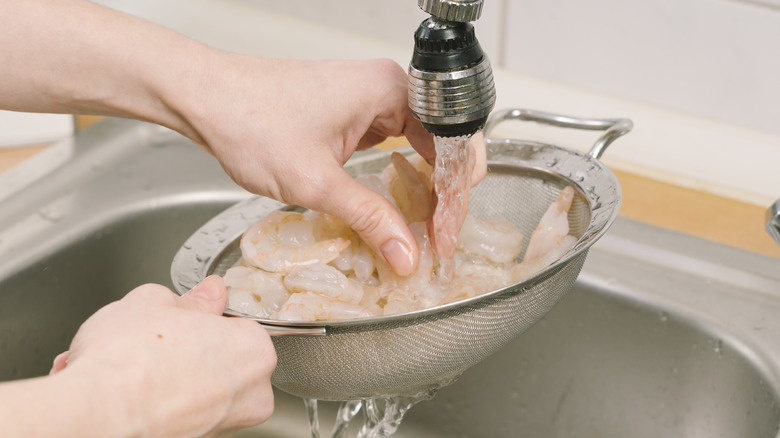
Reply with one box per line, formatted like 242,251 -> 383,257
170,108 -> 632,401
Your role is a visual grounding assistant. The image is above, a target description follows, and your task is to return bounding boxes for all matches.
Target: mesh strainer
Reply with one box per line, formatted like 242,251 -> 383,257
171,108 -> 632,401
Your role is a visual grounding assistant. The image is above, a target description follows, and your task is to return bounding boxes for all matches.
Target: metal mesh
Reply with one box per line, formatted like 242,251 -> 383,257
173,140 -> 621,402
272,253 -> 586,400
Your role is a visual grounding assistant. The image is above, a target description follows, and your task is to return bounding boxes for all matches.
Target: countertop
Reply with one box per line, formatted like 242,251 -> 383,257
5,117 -> 774,259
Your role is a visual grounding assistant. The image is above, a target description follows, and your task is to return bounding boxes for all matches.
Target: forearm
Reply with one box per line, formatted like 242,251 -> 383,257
0,364 -> 136,438
0,0 -> 214,143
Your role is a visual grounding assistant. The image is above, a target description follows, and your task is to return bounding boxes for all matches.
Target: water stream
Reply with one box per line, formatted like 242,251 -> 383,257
304,383 -> 447,438
430,134 -> 473,280
302,134 -> 477,438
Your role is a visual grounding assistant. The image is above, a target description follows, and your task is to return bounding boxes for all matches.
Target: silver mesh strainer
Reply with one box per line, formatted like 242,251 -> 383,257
171,108 -> 632,401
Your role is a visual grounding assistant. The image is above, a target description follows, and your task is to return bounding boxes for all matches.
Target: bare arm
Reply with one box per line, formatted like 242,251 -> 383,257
0,0 -> 443,276
0,277 -> 276,438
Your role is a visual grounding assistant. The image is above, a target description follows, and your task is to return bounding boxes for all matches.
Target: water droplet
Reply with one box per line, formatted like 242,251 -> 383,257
714,339 -> 723,356
659,311 -> 669,322
38,207 -> 65,222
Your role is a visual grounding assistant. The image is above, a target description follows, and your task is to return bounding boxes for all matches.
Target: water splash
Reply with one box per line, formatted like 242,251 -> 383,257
304,379 -> 453,438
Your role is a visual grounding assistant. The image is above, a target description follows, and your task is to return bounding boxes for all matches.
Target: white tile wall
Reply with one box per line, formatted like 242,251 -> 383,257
502,0 -> 780,136
232,0 -> 505,63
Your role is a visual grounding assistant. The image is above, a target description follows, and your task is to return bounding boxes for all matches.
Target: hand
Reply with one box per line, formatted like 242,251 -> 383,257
169,55 -> 441,276
51,276 -> 276,437
0,0 -> 487,276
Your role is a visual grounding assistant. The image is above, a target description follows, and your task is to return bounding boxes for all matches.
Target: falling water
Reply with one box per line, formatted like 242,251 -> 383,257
304,378 -> 455,438
430,134 -> 473,280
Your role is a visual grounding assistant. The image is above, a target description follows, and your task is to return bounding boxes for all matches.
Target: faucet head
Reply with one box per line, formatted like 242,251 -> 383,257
418,0 -> 483,22
408,17 -> 496,137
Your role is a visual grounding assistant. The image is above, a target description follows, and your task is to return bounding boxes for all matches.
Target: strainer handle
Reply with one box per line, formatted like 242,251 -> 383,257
767,198 -> 780,247
223,309 -> 327,336
483,108 -> 633,159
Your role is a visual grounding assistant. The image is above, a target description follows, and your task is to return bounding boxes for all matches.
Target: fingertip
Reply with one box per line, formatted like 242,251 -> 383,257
469,131 -> 487,186
380,238 -> 417,277
50,351 -> 69,375
182,275 -> 228,315
316,173 -> 419,277
404,117 -> 435,164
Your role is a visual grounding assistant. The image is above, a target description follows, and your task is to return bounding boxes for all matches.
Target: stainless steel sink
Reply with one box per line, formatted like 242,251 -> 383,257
2,119 -> 779,437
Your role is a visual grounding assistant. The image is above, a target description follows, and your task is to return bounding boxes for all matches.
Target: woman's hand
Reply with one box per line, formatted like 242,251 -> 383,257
169,55 -> 439,276
51,277 -> 277,437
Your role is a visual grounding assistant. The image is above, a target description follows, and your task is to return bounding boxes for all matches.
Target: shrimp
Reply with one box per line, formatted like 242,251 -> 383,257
283,263 -> 364,305
378,222 -> 446,315
223,266 -> 289,317
523,186 -> 575,263
457,216 -> 525,264
277,291 -> 375,321
441,259 -> 513,305
388,152 -> 433,223
240,210 -> 350,274
511,186 -> 578,281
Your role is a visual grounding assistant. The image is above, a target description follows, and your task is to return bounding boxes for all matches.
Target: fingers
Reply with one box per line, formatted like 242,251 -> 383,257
180,275 -> 228,315
404,114 -> 435,164
312,170 -> 419,276
469,131 -> 487,186
49,351 -> 69,375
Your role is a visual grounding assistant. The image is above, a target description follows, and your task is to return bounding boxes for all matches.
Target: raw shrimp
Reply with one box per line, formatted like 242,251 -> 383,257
457,216 -> 525,264
523,186 -> 575,262
378,222 -> 446,315
511,186 -> 578,281
223,266 -> 289,317
277,292 -> 375,321
226,161 -> 580,323
441,259 -> 513,305
241,210 -> 350,274
388,152 -> 433,223
283,263 -> 364,305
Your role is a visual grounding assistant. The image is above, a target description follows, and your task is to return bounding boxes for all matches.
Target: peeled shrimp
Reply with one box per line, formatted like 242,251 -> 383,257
441,259 -> 513,305
457,216 -> 525,264
277,291 -> 375,321
512,186 -> 578,281
523,186 -> 575,262
283,263 -> 364,305
226,161 -> 581,322
223,266 -> 289,317
241,210 -> 350,274
388,152 -> 433,223
378,222 -> 446,315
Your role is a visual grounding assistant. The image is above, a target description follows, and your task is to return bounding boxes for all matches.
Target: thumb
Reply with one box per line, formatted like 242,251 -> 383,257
316,171 -> 419,277
181,275 -> 228,315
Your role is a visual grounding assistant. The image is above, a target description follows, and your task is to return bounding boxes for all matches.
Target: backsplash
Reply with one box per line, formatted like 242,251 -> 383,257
239,0 -> 780,137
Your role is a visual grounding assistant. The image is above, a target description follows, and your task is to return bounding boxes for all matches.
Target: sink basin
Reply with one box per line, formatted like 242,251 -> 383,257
2,119 -> 779,437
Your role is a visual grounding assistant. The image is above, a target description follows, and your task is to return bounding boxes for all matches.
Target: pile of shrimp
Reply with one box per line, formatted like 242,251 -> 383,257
224,153 -> 578,321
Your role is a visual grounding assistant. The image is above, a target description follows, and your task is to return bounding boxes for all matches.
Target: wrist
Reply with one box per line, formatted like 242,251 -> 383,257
57,361 -> 144,438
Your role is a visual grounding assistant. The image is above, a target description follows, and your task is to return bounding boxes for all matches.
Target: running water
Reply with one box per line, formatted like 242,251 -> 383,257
304,378 -> 455,438
430,134 -> 473,280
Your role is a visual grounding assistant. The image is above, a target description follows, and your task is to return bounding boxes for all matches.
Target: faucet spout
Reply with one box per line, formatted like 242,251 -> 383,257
408,0 -> 496,137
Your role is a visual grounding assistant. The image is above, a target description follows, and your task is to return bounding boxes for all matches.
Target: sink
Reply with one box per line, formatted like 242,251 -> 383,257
2,118 -> 779,437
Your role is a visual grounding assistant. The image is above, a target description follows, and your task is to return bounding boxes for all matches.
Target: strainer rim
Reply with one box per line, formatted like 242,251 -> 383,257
171,140 -> 621,331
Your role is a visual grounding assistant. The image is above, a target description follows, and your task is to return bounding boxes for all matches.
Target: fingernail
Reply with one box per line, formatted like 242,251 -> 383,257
187,275 -> 222,301
381,239 -> 415,277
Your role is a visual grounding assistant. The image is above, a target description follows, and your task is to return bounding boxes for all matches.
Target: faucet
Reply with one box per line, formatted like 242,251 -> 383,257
408,0 -> 496,137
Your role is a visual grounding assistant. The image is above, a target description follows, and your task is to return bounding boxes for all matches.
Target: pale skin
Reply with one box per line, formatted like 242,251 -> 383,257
0,0 -> 486,436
